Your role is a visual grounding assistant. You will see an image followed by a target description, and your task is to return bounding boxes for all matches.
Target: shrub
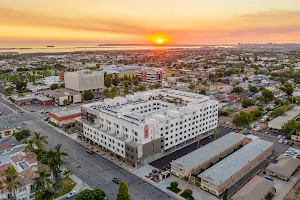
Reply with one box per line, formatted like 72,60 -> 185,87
170,182 -> 178,189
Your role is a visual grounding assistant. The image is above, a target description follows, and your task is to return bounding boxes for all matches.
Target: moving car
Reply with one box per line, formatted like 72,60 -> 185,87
112,178 -> 121,184
86,150 -> 93,154
66,190 -> 79,199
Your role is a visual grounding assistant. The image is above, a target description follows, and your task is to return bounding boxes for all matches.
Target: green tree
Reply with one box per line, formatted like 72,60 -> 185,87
112,75 -> 120,86
188,83 -> 196,90
117,181 -> 130,200
75,189 -> 106,200
24,138 -> 35,151
138,85 -> 146,91
33,170 -> 53,197
63,168 -> 73,178
280,84 -> 294,96
232,86 -> 244,94
123,89 -> 129,96
132,78 -> 140,86
270,107 -> 285,118
63,99 -> 70,106
233,111 -> 253,129
5,86 -> 14,95
123,80 -> 131,89
16,80 -> 27,91
83,90 -> 94,101
251,108 -> 263,118
3,165 -> 22,200
32,132 -> 48,149
241,98 -> 253,108
274,99 -> 282,106
14,129 -> 31,142
282,119 -> 297,135
104,76 -> 112,88
50,83 -> 58,90
59,83 -> 65,88
261,89 -> 274,102
248,85 -> 258,93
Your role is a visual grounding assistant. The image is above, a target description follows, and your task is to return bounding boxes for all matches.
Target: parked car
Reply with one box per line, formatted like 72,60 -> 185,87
279,139 -> 284,143
283,140 -> 288,145
288,141 -> 294,146
86,150 -> 93,154
277,135 -> 282,139
112,178 -> 121,184
66,190 -> 79,199
264,176 -> 274,181
296,155 -> 300,159
16,126 -> 21,130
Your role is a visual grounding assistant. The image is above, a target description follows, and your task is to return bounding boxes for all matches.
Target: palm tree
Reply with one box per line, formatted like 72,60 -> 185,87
33,132 -> 48,149
3,166 -> 22,200
45,144 -> 68,180
33,170 -> 53,193
63,169 -> 73,178
24,138 -> 35,151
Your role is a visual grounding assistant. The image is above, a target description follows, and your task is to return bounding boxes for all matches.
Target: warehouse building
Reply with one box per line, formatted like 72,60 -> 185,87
198,139 -> 274,196
170,132 -> 248,179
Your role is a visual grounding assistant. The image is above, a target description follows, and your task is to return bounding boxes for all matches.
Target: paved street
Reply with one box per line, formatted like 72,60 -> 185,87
0,97 -> 176,200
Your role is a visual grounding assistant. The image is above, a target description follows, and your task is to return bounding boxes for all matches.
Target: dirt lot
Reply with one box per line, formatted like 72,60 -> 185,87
285,179 -> 300,200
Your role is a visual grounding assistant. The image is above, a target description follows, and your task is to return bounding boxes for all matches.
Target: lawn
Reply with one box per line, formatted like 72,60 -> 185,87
180,191 -> 194,200
54,177 -> 77,198
167,187 -> 181,194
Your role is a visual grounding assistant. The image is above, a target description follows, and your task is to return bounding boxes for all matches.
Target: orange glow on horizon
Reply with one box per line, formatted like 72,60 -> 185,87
149,34 -> 170,45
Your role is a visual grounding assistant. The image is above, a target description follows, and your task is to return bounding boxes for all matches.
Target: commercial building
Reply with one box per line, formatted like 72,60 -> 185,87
198,139 -> 274,196
171,132 -> 248,178
138,67 -> 165,84
230,175 -> 275,200
78,89 -> 218,166
268,106 -> 300,130
265,154 -> 300,181
49,107 -> 81,127
64,70 -> 105,93
0,119 -> 15,139
0,151 -> 52,200
42,88 -> 81,106
14,95 -> 53,106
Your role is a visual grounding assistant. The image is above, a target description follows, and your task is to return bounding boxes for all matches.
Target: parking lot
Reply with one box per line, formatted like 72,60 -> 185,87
150,126 -> 234,170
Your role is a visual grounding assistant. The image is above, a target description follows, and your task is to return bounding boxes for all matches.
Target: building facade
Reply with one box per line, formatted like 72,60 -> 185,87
138,67 -> 165,84
78,89 -> 218,166
64,70 -> 105,93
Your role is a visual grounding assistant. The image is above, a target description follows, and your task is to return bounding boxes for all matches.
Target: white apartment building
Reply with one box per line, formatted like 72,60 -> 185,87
77,89 -> 218,166
138,67 -> 166,84
64,70 -> 105,93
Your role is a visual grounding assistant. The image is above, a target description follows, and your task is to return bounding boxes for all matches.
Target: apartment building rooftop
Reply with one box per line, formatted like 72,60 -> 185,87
83,89 -> 215,126
171,132 -> 246,172
53,107 -> 81,117
198,139 -> 273,186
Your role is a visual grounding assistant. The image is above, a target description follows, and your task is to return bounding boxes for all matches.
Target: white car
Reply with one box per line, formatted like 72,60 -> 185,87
279,139 -> 284,143
283,140 -> 288,145
67,190 -> 79,199
282,136 -> 286,139
277,135 -> 282,139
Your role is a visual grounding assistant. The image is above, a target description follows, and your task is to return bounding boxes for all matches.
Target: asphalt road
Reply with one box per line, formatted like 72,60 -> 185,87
150,126 -> 235,169
0,97 -> 176,200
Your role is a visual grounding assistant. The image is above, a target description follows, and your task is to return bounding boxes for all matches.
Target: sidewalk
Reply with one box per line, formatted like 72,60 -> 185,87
55,174 -> 91,200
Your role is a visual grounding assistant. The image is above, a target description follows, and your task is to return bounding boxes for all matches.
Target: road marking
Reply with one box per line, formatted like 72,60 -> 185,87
0,101 -> 17,114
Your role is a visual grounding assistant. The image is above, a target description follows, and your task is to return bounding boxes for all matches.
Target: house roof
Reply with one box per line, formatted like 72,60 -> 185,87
231,175 -> 274,200
266,154 -> 300,178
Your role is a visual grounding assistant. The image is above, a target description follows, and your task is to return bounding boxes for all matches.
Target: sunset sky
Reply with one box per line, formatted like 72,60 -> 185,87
1,0 -> 300,46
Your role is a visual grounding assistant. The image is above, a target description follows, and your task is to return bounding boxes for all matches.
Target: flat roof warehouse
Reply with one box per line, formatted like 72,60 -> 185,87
171,132 -> 246,172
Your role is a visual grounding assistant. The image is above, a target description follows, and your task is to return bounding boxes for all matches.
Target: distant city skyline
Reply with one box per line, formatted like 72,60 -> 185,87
1,0 -> 300,45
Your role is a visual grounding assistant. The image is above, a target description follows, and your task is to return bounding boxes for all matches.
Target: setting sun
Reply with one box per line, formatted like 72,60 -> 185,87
149,34 -> 170,45
156,38 -> 163,44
